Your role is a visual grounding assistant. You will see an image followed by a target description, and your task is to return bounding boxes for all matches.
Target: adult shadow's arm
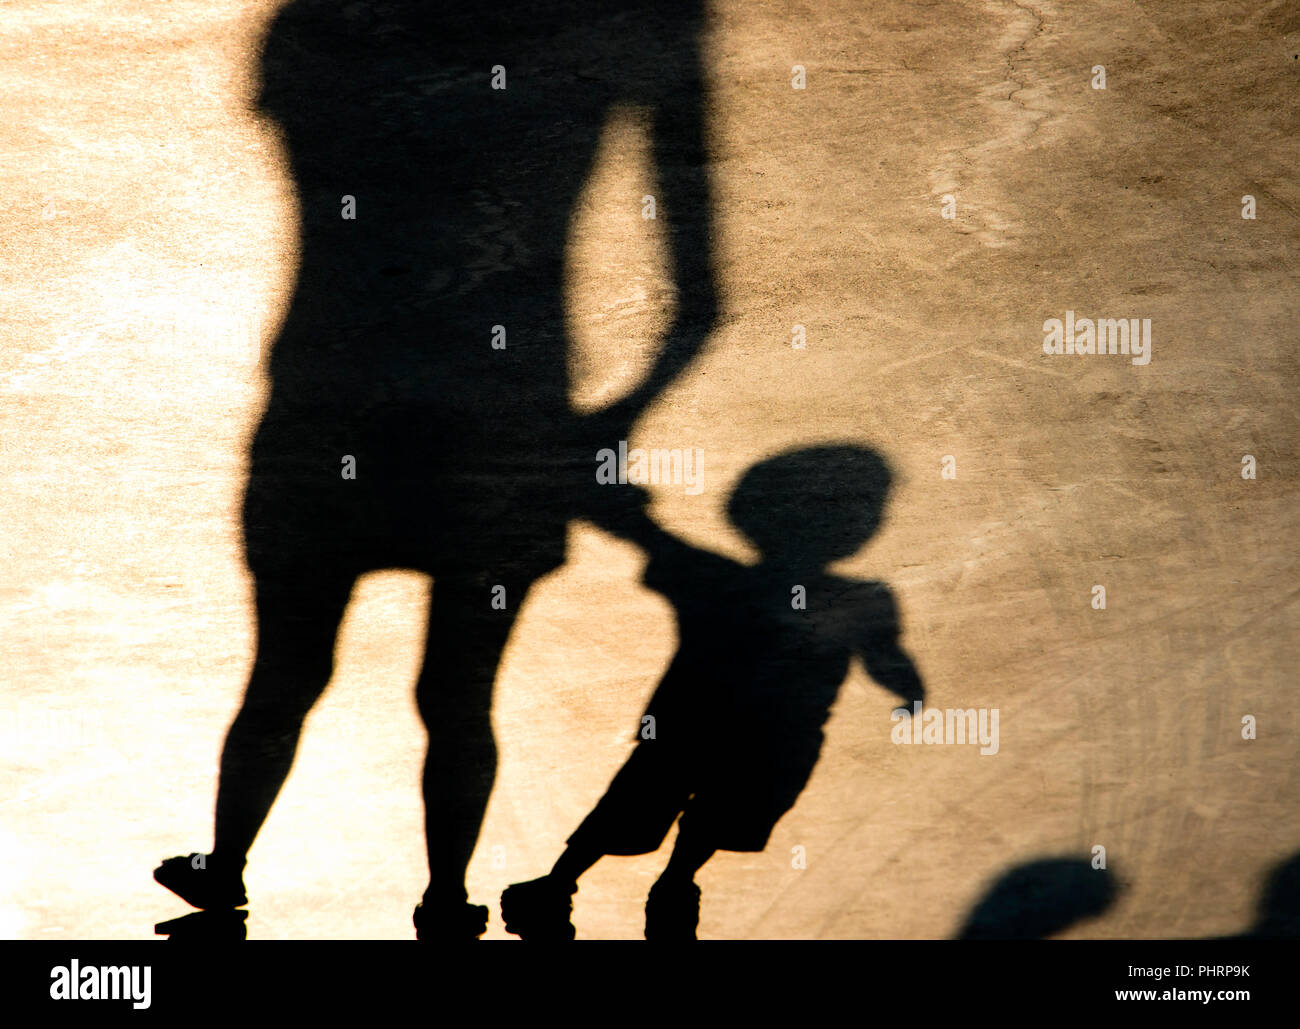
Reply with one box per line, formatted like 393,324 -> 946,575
592,36 -> 720,438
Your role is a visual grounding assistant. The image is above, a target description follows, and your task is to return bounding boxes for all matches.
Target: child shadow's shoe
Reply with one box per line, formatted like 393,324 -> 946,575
644,879 -> 701,940
413,900 -> 489,940
500,876 -> 577,941
153,854 -> 247,910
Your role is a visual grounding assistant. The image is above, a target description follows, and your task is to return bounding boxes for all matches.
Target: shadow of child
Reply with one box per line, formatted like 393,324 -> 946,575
502,444 -> 924,939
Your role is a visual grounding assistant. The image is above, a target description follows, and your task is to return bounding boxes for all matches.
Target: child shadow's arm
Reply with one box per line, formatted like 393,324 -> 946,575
586,492 -> 695,564
857,586 -> 925,710
583,489 -> 711,598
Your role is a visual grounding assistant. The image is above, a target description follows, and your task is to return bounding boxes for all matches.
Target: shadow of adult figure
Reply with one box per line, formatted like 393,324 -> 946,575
500,445 -> 926,939
957,858 -> 1120,940
957,849 -> 1300,939
155,0 -> 718,938
1229,850 -> 1300,939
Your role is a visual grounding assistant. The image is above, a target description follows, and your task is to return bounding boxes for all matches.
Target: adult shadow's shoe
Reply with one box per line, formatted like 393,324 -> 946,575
155,909 -> 249,941
413,900 -> 489,940
154,853 -> 247,909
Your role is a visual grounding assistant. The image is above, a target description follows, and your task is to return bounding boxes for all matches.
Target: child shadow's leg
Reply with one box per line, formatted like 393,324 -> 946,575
498,825 -> 601,942
658,831 -> 715,885
646,829 -> 714,941
414,573 -> 527,939
503,741 -> 690,939
155,567 -> 355,910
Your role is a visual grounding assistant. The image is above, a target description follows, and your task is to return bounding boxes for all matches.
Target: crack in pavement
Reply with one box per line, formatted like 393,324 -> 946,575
927,0 -> 1057,250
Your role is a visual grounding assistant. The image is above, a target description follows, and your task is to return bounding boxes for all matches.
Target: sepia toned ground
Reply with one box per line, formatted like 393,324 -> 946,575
2,0 -> 1297,940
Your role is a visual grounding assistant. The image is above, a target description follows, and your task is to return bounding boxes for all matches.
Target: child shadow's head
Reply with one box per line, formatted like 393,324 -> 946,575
727,445 -> 892,567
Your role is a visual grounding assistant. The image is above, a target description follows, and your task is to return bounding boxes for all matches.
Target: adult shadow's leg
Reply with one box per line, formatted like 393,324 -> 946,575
414,572 -> 528,933
156,565 -> 355,909
213,568 -> 356,863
